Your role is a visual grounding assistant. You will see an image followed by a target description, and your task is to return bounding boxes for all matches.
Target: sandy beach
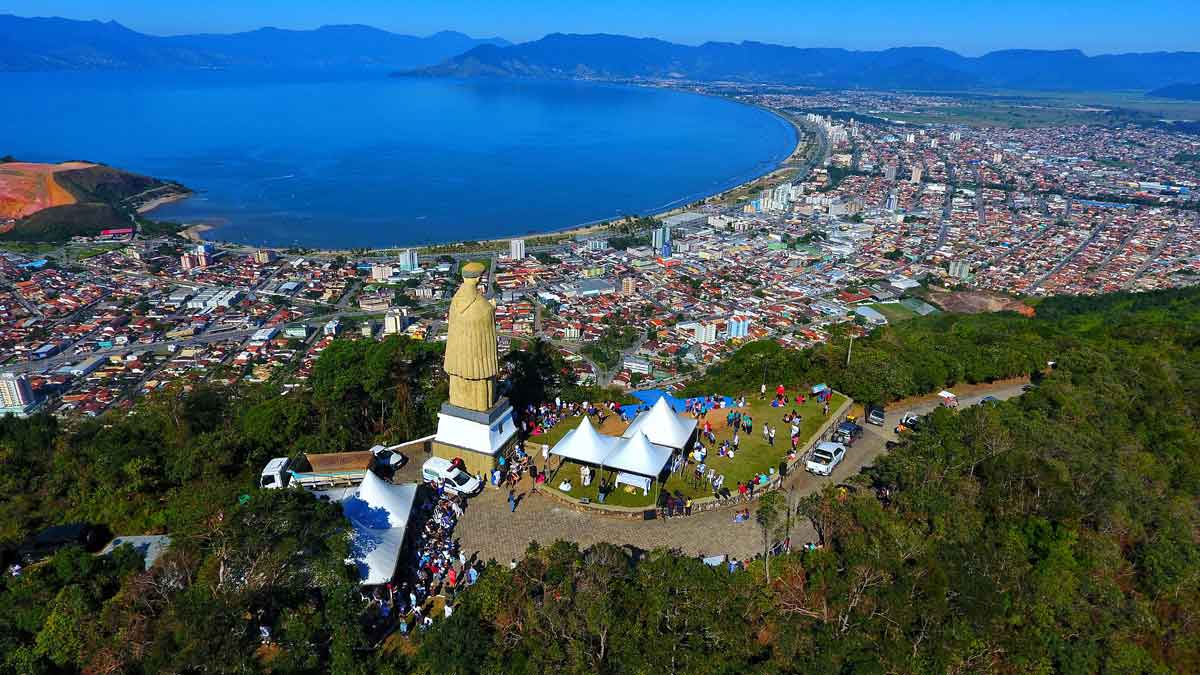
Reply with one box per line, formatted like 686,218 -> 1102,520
182,223 -> 215,242
136,190 -> 190,214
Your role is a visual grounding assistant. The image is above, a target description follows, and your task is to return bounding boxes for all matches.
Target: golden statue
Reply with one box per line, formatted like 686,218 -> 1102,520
444,262 -> 499,411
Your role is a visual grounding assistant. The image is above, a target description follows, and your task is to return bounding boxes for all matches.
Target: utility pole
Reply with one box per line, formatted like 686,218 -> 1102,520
846,334 -> 855,368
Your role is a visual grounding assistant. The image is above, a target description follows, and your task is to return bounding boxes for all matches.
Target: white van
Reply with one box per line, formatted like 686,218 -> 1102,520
421,457 -> 483,496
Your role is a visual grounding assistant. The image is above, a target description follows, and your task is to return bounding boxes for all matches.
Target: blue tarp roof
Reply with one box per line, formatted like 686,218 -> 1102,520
619,389 -> 735,419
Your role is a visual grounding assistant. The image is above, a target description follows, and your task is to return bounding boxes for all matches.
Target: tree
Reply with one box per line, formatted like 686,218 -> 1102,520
504,338 -> 566,412
756,491 -> 785,581
35,585 -> 90,667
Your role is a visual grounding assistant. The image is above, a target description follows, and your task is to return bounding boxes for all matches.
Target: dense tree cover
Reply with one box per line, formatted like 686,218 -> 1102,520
0,336 -> 446,673
1,290 -> 1196,673
682,288 -> 1200,404
409,287 -> 1199,674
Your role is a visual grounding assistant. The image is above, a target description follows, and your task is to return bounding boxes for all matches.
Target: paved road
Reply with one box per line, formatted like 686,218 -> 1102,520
445,379 -> 1030,564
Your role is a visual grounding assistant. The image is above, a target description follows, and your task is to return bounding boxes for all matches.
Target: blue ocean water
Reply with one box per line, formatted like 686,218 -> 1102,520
0,71 -> 795,248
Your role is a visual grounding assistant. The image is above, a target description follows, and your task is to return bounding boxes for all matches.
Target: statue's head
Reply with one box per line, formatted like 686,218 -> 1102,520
462,262 -> 486,280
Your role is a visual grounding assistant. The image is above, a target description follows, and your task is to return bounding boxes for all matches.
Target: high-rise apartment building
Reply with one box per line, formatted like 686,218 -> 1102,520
509,238 -> 526,260
397,249 -> 420,272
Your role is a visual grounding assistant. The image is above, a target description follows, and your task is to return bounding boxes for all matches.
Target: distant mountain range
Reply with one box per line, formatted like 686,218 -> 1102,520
409,33 -> 1200,91
1149,83 -> 1200,100
0,14 -> 509,71
6,15 -> 1200,93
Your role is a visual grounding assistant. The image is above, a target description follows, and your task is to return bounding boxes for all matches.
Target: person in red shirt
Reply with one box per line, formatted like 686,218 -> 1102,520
447,567 -> 458,588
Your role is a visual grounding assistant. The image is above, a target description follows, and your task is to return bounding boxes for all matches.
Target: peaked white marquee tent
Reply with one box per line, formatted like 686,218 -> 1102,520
548,416 -> 618,466
342,471 -> 418,586
621,396 -> 698,450
604,431 -> 673,478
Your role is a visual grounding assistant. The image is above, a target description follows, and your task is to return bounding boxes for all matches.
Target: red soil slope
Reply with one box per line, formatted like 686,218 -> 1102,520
0,161 -> 95,220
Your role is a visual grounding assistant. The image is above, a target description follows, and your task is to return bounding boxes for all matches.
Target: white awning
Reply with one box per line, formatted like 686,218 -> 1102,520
343,472 -> 418,586
549,416 -> 618,465
604,431 -> 673,478
620,397 -> 697,450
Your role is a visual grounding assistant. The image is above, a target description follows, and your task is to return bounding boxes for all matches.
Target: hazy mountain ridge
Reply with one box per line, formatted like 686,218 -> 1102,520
1149,83 -> 1200,100
0,14 -> 510,71
410,33 -> 1200,91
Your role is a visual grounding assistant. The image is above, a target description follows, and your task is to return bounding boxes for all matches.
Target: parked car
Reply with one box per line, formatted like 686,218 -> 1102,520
895,412 -> 922,433
981,396 -> 1000,405
866,406 -> 886,426
805,441 -> 847,476
832,421 -> 863,446
421,457 -> 483,496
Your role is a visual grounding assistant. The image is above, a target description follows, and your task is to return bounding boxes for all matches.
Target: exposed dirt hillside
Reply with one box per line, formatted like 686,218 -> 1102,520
0,160 -> 189,241
0,161 -> 92,219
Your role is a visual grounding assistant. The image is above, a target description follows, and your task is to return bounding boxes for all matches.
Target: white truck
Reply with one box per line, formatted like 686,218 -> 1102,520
260,445 -> 406,490
420,457 -> 483,496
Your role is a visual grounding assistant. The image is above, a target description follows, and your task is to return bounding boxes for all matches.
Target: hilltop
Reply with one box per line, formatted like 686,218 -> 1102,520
408,33 -> 1200,91
0,160 -> 188,241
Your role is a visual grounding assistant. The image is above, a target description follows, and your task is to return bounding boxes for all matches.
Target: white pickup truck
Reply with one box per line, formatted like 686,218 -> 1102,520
260,445 -> 406,490
421,457 -> 483,496
805,441 -> 847,476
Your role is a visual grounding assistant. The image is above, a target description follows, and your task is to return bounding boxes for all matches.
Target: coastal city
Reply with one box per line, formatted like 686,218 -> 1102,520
2,3 -> 1199,672
2,89 -> 1198,418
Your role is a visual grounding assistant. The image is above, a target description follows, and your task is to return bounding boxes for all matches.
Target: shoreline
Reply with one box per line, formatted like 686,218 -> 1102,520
181,223 -> 215,242
135,190 -> 191,214
168,84 -> 809,254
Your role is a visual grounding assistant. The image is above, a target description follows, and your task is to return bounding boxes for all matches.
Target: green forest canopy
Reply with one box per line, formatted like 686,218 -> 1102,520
0,287 -> 1196,673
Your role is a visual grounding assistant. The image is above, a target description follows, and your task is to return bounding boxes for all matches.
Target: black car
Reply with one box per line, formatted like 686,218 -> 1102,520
832,422 -> 864,446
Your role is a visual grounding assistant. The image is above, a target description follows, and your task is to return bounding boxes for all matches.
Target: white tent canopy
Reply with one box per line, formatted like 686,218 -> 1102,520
549,415 -> 619,465
342,471 -> 418,586
603,431 -> 673,477
621,397 -> 697,450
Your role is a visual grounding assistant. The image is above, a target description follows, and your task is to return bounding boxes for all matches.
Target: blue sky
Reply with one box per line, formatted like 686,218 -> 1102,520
5,0 -> 1198,55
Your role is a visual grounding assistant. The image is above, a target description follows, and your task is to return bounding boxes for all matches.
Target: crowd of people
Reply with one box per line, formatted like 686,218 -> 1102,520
365,483 -> 483,639
519,398 -> 628,437
489,440 -> 542,491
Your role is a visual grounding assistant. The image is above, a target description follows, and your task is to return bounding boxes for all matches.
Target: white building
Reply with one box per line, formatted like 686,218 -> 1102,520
624,355 -> 652,375
384,309 -> 407,335
681,321 -> 717,344
397,249 -> 420,272
0,372 -> 35,410
371,264 -> 393,282
185,288 -> 241,310
509,239 -> 526,261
